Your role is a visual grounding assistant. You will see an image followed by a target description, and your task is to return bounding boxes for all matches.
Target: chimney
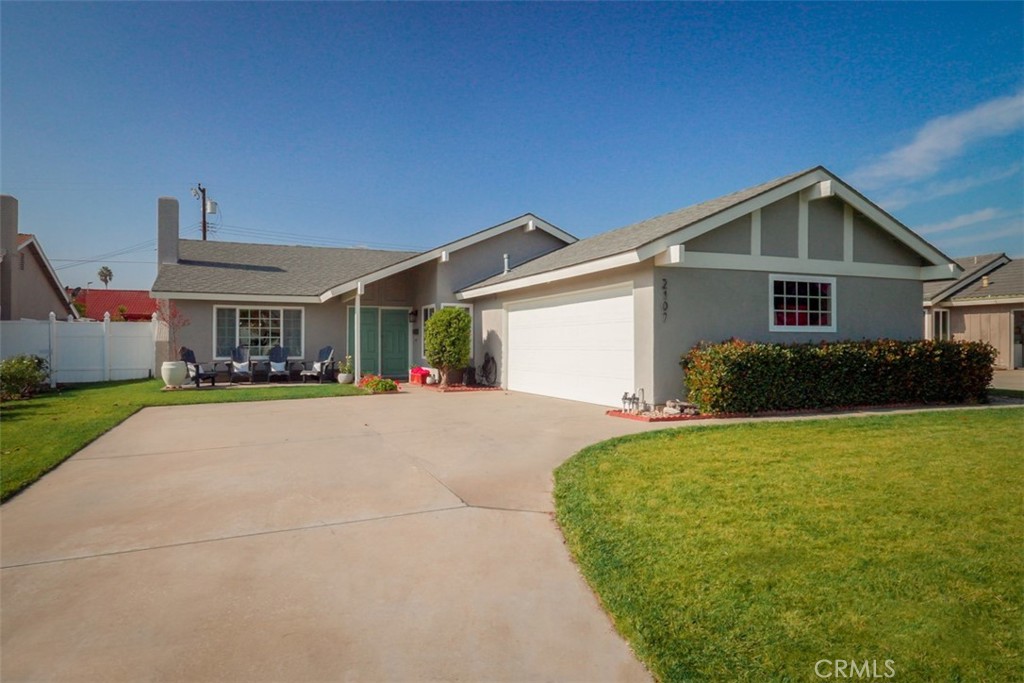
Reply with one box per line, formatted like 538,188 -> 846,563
1,195 -> 18,320
158,197 -> 179,265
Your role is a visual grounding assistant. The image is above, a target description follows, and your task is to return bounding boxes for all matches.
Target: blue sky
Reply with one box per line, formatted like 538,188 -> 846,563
2,2 -> 1022,290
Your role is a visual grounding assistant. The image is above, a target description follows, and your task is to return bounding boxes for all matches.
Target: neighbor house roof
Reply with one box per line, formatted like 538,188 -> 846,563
152,240 -> 419,302
14,233 -> 78,318
923,253 -> 1012,305
79,289 -> 159,320
460,166 -> 957,298
953,258 -> 1023,300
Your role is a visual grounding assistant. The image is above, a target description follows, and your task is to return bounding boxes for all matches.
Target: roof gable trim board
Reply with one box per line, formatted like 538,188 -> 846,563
655,245 -> 959,281
636,168 -> 955,270
457,251 -> 641,300
924,254 -> 1011,305
321,213 -> 572,301
18,236 -> 78,318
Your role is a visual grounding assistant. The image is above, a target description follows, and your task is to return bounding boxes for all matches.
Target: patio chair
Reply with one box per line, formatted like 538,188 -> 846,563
179,347 -> 218,388
229,345 -> 255,384
299,345 -> 336,384
266,344 -> 293,383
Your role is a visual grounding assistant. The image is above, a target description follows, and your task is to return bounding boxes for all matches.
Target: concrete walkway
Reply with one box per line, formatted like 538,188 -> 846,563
2,389 -> 669,683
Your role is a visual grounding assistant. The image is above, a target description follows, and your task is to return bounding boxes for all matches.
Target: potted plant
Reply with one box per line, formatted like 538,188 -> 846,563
336,355 -> 354,384
157,300 -> 190,388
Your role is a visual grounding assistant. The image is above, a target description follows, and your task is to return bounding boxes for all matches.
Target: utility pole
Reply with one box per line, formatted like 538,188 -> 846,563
198,183 -> 207,241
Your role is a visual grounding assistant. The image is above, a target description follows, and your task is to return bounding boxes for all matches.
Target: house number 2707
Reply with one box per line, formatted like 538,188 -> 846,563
661,278 -> 669,322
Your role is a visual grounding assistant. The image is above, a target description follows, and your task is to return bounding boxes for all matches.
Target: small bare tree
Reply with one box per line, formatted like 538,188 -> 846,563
157,299 -> 190,361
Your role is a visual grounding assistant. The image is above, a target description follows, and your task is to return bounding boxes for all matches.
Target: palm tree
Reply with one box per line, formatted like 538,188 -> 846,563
97,266 -> 113,288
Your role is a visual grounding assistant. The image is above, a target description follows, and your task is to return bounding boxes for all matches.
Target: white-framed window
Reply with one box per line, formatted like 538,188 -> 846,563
769,274 -> 836,332
214,306 -> 304,358
420,305 -> 436,361
932,309 -> 950,341
442,302 -> 474,358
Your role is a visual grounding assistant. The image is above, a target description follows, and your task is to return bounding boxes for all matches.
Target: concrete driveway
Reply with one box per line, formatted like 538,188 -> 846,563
1,388 -> 667,682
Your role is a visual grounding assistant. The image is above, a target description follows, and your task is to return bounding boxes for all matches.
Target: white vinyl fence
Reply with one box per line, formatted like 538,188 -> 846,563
0,312 -> 159,386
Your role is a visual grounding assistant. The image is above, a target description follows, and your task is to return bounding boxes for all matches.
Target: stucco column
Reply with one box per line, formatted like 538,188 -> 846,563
354,283 -> 362,379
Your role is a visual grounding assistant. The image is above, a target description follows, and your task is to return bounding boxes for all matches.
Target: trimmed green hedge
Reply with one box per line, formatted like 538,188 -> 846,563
681,339 -> 997,414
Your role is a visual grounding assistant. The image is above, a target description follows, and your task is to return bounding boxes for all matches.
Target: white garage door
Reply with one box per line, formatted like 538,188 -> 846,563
507,286 -> 634,407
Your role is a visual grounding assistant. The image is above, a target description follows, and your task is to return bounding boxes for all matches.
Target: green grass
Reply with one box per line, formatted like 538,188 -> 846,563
1,378 -> 366,502
555,408 -> 1024,682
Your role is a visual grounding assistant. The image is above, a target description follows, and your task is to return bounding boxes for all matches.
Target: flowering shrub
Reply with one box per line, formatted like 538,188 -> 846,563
409,367 -> 431,378
681,339 -> 997,414
359,374 -> 400,393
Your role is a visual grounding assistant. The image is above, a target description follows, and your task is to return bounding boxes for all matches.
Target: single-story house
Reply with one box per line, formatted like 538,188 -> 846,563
152,166 -> 960,406
75,288 -> 160,322
1,195 -> 78,321
924,253 -> 1023,369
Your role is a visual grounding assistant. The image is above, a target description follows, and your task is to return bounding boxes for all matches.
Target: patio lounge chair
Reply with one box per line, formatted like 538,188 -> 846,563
266,344 -> 293,383
179,347 -> 218,388
230,345 -> 255,384
299,345 -> 336,384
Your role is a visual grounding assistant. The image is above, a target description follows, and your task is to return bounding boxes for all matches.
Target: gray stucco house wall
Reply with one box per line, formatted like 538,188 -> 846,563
152,166 -> 958,406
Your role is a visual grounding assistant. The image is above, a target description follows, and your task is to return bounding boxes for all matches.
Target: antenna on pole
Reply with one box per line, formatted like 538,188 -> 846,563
191,183 -> 209,240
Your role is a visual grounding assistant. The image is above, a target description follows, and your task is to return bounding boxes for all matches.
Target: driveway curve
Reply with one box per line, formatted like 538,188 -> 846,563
2,387 -> 667,682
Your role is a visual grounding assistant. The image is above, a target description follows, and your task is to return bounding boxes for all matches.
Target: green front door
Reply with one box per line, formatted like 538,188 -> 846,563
348,307 -> 408,378
380,309 -> 409,378
348,307 -> 379,375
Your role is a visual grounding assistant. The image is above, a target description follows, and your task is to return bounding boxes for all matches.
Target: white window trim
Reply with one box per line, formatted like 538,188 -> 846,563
932,308 -> 950,341
213,305 -> 305,360
420,305 -> 436,362
768,274 -> 837,333
441,302 -> 475,359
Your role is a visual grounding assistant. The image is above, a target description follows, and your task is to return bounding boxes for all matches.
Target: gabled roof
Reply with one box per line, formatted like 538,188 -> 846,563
153,213 -> 574,302
15,233 -> 78,318
954,258 -> 1022,300
152,240 -> 419,302
318,213 -> 574,301
923,253 -> 1008,304
79,289 -> 159,320
459,166 -> 957,298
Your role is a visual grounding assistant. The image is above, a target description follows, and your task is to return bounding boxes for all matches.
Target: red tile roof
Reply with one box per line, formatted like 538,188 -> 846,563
79,289 -> 159,321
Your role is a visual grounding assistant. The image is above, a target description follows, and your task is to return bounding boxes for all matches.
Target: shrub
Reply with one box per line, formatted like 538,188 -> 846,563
359,374 -> 399,393
0,355 -> 50,400
681,339 -> 997,414
424,307 -> 471,386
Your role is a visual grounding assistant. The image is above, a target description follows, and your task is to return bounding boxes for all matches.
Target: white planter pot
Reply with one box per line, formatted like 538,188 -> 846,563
161,360 -> 188,387
337,373 -> 354,385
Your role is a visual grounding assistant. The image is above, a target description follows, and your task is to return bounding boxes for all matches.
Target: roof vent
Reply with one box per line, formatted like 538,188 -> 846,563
503,253 -> 510,274
982,275 -> 990,288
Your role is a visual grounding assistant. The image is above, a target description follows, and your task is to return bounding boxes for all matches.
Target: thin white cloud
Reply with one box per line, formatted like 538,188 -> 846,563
876,163 -> 1022,211
851,91 -> 1024,189
917,208 -> 1004,235
935,223 -> 1024,249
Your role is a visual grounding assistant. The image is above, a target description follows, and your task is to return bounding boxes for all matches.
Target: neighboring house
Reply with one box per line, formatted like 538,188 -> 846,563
152,166 -> 959,406
76,288 -> 160,321
924,253 -> 1023,369
0,195 -> 77,321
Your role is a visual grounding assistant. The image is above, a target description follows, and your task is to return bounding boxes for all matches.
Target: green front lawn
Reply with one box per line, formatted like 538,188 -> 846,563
1,379 -> 366,502
555,408 -> 1024,682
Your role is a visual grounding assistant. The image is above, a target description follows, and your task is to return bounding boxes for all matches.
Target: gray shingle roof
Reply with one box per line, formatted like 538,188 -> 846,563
152,240 -> 419,297
950,257 -> 1023,300
461,168 -> 814,292
923,253 -> 1006,301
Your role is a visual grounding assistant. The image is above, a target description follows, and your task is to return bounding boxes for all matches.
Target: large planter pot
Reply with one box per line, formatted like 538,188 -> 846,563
336,372 -> 354,385
161,360 -> 188,388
